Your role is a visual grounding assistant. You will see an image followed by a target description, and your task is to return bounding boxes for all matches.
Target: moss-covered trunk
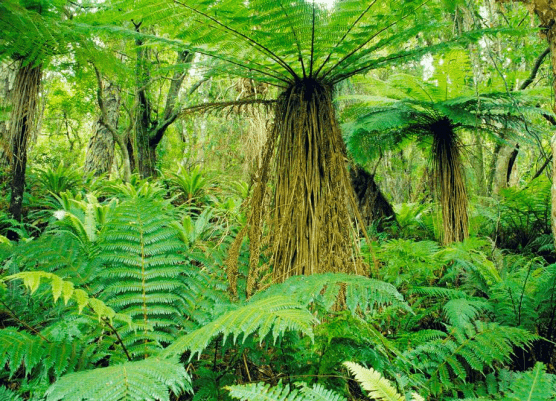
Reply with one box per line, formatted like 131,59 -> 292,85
8,62 -> 41,238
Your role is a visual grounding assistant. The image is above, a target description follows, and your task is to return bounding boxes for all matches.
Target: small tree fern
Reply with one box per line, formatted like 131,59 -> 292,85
344,74 -> 552,244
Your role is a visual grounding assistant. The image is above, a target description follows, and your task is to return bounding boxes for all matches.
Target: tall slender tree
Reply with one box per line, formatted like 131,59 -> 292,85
498,0 -> 556,250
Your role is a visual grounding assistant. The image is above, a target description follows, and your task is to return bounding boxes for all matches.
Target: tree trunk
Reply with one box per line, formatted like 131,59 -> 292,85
8,62 -> 42,238
492,143 -> 515,195
350,165 -> 397,231
84,81 -> 121,176
0,63 -> 16,176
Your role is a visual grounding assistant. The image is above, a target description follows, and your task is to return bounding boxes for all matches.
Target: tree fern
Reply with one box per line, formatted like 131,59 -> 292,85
44,357 -> 191,401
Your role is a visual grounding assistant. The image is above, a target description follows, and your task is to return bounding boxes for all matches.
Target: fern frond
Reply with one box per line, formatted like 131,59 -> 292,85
96,197 -> 190,358
503,362 -> 556,401
162,295 -> 315,359
343,361 -> 404,401
250,273 -> 410,315
0,328 -> 99,380
3,271 -> 130,324
44,357 -> 191,401
0,386 -> 23,401
442,298 -> 491,328
226,381 -> 346,401
401,321 -> 538,397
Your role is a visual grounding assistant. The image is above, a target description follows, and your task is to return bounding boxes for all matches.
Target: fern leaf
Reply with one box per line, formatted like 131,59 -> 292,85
4,271 -> 130,324
162,295 -> 315,359
0,386 -> 23,401
298,383 -> 347,401
226,382 -> 298,401
250,273 -> 409,315
505,362 -> 556,401
343,362 -> 404,401
45,357 -> 191,401
226,381 -> 345,401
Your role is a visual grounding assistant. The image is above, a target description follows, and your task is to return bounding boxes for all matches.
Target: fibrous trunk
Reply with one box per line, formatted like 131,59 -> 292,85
350,164 -> 397,231
84,81 -> 120,176
229,79 -> 365,296
8,62 -> 41,235
431,117 -> 469,244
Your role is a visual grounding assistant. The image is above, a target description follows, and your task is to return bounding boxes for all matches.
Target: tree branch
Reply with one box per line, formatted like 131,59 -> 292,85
519,47 -> 550,90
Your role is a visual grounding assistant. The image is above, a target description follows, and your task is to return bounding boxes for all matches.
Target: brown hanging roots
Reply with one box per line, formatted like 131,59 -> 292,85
430,117 -> 469,245
227,78 -> 367,297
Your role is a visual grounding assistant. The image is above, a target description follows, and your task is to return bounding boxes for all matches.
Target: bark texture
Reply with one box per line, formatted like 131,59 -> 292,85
350,165 -> 397,231
8,62 -> 41,235
84,81 -> 121,176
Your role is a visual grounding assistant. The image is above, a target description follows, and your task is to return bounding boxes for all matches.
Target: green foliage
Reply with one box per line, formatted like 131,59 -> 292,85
344,361 -> 424,401
4,271 -> 130,323
0,386 -> 23,401
0,327 -> 102,387
44,357 -> 192,401
500,362 -> 556,401
167,166 -> 215,208
227,382 -> 346,401
32,162 -> 84,196
250,272 -> 410,315
162,295 -> 316,359
96,196 -> 189,358
400,321 -> 538,397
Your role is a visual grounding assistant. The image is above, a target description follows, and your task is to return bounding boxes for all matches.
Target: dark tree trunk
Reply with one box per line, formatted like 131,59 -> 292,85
350,165 -> 397,231
8,62 -> 42,239
84,81 -> 121,176
133,24 -> 192,178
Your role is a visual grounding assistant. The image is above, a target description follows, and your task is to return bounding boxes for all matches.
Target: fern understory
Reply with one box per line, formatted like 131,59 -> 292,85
0,174 -> 555,401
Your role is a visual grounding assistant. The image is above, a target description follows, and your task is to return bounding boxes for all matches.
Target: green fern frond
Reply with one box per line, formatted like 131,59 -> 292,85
250,273 -> 410,315
503,362 -> 556,401
442,298 -> 492,328
44,357 -> 191,401
226,381 -> 346,401
343,361 -> 404,401
226,382 -> 298,401
401,321 -> 538,397
162,295 -> 315,359
95,197 -> 190,358
0,386 -> 23,401
0,327 -> 99,380
3,271 -> 130,324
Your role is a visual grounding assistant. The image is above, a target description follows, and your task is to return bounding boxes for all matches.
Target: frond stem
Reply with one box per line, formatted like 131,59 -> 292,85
314,0 -> 378,77
173,0 -> 299,80
321,0 -> 430,81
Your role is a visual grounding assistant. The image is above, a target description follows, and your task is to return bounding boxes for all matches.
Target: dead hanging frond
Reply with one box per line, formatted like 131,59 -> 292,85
231,78 -> 366,297
235,78 -> 269,101
179,98 -> 276,117
429,116 -> 468,245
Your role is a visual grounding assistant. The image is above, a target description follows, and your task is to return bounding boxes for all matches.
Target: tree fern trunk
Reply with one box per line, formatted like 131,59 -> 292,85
350,164 -> 397,231
8,61 -> 41,237
241,79 -> 365,295
431,117 -> 468,245
84,81 -> 121,176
